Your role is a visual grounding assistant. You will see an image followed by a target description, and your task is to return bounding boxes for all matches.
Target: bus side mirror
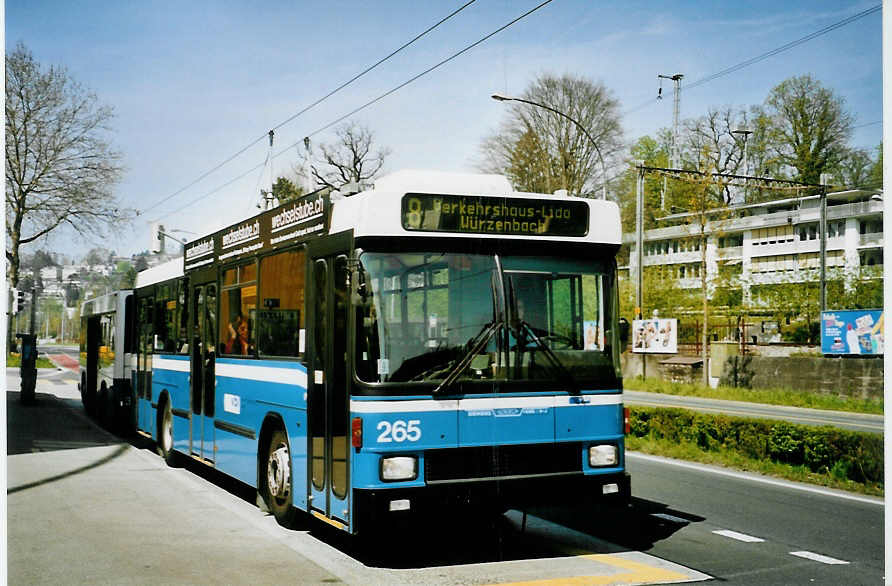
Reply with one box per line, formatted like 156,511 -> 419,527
351,268 -> 370,306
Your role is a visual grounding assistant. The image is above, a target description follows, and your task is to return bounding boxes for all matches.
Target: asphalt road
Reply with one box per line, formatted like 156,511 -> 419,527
624,389 -> 884,434
6,372 -> 884,584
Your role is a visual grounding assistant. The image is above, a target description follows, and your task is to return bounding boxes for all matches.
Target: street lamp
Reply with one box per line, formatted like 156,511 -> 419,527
491,93 -> 608,199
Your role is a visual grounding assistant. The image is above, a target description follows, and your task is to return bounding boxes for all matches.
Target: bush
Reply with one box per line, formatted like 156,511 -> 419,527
782,321 -> 820,344
629,407 -> 883,486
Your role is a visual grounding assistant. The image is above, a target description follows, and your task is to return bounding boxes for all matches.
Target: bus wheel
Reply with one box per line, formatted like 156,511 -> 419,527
158,400 -> 177,466
263,429 -> 297,526
99,382 -> 112,428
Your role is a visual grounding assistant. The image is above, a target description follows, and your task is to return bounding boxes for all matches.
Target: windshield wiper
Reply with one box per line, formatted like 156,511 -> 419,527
511,318 -> 579,393
432,319 -> 501,396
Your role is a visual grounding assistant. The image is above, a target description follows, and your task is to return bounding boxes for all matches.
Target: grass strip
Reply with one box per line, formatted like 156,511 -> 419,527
627,406 -> 883,498
7,353 -> 57,369
624,376 -> 883,415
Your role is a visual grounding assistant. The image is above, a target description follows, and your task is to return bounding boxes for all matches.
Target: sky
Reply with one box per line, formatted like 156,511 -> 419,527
5,0 -> 883,261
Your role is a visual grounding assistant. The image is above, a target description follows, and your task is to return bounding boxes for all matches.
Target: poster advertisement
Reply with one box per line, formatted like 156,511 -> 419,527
632,318 -> 678,354
821,310 -> 884,355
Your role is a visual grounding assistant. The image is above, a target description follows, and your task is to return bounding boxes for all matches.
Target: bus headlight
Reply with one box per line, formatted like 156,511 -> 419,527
381,456 -> 418,481
589,445 -> 618,467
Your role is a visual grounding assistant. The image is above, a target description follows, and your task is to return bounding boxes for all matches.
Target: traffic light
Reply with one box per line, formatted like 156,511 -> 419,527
13,288 -> 25,314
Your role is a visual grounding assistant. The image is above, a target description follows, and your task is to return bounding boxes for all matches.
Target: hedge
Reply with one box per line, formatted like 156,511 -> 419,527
629,407 -> 883,486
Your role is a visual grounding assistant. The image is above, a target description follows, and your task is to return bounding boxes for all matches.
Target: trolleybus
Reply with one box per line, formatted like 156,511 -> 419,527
126,170 -> 629,534
79,289 -> 134,430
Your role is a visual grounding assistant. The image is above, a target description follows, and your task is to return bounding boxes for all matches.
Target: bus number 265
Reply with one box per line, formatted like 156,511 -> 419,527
377,419 -> 421,443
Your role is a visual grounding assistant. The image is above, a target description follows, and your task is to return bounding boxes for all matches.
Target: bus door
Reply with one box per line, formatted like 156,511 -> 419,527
308,247 -> 351,524
84,316 -> 101,412
190,281 -> 217,461
136,295 -> 153,433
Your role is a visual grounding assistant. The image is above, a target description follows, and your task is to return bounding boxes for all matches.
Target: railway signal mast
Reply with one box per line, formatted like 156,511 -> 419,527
657,73 -> 684,210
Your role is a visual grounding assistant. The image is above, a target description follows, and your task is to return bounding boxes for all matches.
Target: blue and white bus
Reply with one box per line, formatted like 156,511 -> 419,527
130,170 -> 629,534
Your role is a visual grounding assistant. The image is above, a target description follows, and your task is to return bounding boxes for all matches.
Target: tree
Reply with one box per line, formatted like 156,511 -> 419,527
763,75 -> 853,185
272,176 -> 304,203
867,142 -> 883,189
832,147 -> 874,189
310,121 -> 390,191
84,248 -> 110,267
6,43 -> 129,288
478,73 -> 623,196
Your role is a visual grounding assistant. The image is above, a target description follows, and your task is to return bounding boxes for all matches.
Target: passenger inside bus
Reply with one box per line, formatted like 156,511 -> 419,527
225,314 -> 251,355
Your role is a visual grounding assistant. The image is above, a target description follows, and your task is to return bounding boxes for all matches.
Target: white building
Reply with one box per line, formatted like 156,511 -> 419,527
626,188 -> 883,302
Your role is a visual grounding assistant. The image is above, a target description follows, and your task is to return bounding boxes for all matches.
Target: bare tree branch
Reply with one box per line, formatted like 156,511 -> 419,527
310,121 -> 390,191
5,43 -> 131,288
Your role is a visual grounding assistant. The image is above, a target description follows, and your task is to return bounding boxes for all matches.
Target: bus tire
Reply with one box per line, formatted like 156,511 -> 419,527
99,382 -> 112,429
157,398 -> 177,466
262,428 -> 297,527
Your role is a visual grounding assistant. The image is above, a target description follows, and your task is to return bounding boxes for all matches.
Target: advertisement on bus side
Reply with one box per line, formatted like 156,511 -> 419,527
821,309 -> 884,355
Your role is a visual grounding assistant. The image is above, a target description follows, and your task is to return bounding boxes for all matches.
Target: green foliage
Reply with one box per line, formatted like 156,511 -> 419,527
764,74 -> 853,184
7,353 -> 55,368
781,320 -> 819,344
272,176 -> 304,203
623,375 -> 883,415
629,407 -> 883,487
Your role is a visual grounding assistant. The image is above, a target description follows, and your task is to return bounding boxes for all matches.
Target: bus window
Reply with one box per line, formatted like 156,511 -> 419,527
220,261 -> 257,356
151,284 -> 178,353
257,249 -> 305,358
177,280 -> 189,353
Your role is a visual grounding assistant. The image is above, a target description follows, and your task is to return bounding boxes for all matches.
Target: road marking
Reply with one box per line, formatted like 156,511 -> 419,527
790,551 -> 850,565
493,553 -> 694,585
627,452 -> 884,507
712,529 -> 765,543
650,513 -> 690,524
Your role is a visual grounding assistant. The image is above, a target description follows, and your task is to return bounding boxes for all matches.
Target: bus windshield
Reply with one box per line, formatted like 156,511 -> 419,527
354,251 -> 620,391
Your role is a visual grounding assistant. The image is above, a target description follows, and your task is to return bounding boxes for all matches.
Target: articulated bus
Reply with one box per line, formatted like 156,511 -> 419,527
126,170 -> 629,534
79,289 -> 134,429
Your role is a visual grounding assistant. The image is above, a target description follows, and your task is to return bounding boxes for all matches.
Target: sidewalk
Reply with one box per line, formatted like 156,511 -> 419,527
6,372 -> 342,585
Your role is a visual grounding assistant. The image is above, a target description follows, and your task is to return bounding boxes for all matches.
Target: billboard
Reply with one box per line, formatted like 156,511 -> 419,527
632,318 -> 678,354
821,309 -> 884,355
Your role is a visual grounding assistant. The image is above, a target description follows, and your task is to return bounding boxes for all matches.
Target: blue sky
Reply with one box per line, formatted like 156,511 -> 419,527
6,1 -> 883,259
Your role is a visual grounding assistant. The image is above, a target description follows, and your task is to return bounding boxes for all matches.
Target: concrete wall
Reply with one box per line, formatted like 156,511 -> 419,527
747,356 -> 882,399
622,351 -> 883,400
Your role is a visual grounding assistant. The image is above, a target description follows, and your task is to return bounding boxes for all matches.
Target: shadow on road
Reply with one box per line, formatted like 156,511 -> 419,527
310,497 -> 700,570
7,391 -> 122,456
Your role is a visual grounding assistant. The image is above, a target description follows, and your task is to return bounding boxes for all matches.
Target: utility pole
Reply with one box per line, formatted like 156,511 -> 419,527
266,130 -> 276,210
819,173 -> 831,314
635,162 -> 646,379
658,74 -> 683,210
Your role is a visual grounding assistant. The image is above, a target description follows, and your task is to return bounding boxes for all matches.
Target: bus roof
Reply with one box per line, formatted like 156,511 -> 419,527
135,258 -> 183,288
331,170 -> 622,245
180,170 -> 621,273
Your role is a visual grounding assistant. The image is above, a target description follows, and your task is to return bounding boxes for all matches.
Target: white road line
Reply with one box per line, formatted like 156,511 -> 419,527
650,513 -> 690,524
712,529 -> 765,543
790,551 -> 850,565
627,452 -> 884,507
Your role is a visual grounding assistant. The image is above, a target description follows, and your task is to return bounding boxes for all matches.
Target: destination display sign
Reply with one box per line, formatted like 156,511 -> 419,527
183,190 -> 329,272
401,193 -> 589,237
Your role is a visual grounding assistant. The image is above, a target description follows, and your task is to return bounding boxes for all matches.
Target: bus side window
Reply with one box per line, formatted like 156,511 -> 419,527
257,249 -> 306,358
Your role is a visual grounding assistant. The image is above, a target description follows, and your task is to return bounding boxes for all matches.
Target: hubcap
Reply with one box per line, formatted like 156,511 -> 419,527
267,444 -> 291,499
162,410 -> 172,451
